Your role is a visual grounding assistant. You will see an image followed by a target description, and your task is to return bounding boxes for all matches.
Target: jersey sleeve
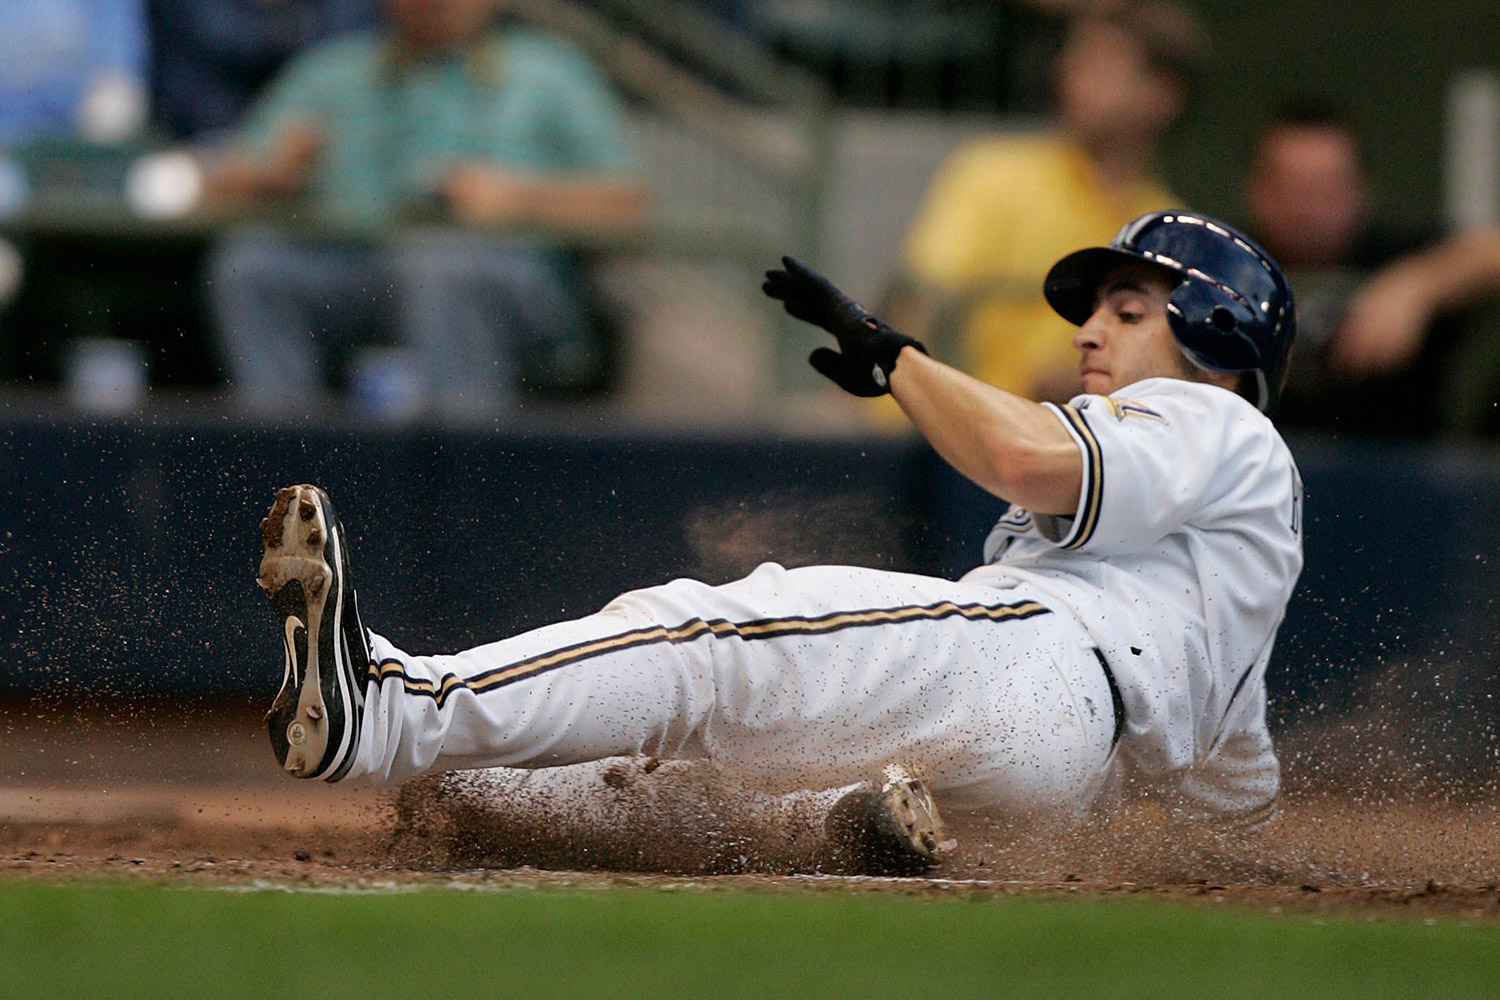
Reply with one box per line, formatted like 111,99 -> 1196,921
1031,385 -> 1261,556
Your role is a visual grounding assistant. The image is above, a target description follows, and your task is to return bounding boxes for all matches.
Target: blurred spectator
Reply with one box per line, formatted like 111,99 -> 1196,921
0,0 -> 152,378
0,0 -> 149,145
148,0 -> 378,143
1245,100 -> 1500,438
887,0 -> 1204,403
202,0 -> 645,421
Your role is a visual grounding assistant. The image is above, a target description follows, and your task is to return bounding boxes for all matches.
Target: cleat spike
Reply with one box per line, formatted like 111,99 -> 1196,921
299,498 -> 317,521
306,705 -> 324,721
306,528 -> 323,546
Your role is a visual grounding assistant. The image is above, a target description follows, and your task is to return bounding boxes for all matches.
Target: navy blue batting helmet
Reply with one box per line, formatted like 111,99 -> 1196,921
1043,211 -> 1297,414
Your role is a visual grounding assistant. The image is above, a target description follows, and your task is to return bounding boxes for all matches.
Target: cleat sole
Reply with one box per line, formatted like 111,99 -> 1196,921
259,484 -> 366,781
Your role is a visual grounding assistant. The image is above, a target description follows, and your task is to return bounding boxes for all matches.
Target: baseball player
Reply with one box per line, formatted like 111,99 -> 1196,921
257,210 -> 1301,871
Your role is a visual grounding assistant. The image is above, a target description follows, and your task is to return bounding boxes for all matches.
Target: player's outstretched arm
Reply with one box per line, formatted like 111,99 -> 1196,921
888,348 -> 1080,515
764,257 -> 1081,514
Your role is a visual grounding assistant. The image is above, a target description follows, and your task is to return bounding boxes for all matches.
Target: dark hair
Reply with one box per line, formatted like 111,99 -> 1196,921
1253,97 -> 1369,170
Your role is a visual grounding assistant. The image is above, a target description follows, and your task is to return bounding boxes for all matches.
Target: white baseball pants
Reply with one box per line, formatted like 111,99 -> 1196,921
348,562 -> 1118,813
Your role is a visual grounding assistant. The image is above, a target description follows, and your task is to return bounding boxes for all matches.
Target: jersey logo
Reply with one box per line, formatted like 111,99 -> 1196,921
1100,397 -> 1167,424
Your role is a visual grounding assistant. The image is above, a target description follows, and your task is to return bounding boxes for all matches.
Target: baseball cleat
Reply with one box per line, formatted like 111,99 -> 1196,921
257,484 -> 369,781
824,763 -> 957,876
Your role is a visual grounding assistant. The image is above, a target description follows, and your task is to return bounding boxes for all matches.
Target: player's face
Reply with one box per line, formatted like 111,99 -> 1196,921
1072,263 -> 1193,395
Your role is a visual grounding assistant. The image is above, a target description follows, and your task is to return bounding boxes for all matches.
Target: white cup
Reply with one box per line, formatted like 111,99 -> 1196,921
125,151 -> 204,219
64,338 -> 148,415
76,70 -> 148,145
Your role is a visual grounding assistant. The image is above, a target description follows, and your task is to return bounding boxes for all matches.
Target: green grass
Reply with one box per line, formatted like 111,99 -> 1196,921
0,881 -> 1495,999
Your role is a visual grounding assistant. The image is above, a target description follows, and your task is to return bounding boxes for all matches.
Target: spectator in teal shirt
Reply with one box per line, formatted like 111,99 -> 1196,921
204,0 -> 645,421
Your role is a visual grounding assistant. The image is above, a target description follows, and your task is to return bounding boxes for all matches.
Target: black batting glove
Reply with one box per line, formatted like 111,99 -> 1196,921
762,256 -> 927,397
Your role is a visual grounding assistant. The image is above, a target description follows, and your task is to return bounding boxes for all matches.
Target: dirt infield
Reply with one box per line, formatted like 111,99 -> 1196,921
4,698 -> 1500,921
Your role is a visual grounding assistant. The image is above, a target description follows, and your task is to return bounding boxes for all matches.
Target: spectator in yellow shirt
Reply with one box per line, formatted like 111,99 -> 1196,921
890,0 -> 1206,403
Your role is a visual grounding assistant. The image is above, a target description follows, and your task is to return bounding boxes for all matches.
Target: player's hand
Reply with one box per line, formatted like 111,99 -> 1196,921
763,256 -> 926,396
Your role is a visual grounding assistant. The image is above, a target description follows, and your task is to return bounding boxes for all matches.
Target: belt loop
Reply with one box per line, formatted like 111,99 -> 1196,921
1092,646 -> 1126,746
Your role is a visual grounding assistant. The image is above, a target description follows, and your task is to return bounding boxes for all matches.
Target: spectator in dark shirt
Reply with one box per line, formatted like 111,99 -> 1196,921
148,0 -> 377,142
1244,100 -> 1500,438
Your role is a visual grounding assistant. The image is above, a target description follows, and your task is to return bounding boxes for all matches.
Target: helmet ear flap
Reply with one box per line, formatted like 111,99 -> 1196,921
1166,279 -> 1262,372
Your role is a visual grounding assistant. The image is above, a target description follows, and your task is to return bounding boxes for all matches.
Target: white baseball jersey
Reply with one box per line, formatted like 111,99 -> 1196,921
964,376 -> 1304,820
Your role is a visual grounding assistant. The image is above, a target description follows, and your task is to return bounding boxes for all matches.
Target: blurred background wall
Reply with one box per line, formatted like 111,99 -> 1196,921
1168,0 -> 1500,228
